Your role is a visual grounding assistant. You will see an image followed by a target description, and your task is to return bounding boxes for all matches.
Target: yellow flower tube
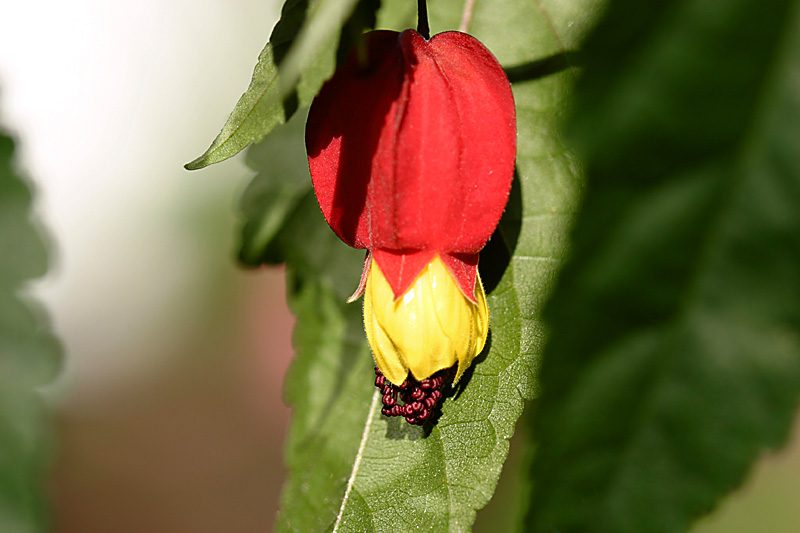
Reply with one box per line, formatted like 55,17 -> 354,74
363,255 -> 489,387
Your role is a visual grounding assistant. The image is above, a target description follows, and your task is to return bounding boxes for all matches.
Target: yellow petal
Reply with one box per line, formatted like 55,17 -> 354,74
362,255 -> 489,386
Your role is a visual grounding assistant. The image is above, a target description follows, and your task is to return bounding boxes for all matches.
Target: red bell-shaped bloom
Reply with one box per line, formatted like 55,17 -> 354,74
307,29 -> 515,395
306,29 -> 516,302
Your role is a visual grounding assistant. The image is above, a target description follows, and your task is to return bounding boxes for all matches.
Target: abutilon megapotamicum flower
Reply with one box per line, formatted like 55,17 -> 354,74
306,29 -> 516,424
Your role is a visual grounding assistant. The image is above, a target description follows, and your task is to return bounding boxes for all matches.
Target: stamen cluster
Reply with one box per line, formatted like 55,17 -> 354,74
374,366 -> 450,425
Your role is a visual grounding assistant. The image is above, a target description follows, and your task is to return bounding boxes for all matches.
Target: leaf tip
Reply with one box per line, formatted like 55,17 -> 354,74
184,154 -> 209,171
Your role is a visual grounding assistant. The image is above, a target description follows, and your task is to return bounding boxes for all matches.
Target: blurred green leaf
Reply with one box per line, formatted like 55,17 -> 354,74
237,1 -> 600,531
239,110 -> 312,266
525,1 -> 800,532
185,0 -> 365,170
0,131 -> 61,532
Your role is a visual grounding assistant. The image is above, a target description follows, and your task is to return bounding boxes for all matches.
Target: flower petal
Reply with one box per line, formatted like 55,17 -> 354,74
306,29 -> 516,294
364,255 -> 489,385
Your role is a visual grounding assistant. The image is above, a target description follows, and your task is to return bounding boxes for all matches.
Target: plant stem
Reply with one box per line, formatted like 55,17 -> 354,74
459,0 -> 476,32
417,0 -> 430,39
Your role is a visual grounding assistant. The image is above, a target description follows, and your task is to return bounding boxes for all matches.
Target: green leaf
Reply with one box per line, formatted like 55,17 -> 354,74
525,1 -> 800,532
185,0 -> 364,170
276,0 -> 362,97
238,110 -> 312,266
0,130 -> 62,532
236,1 -> 601,531
241,112 -> 370,532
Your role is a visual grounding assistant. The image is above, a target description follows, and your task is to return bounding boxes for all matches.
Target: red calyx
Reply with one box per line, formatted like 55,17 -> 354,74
306,29 -> 516,300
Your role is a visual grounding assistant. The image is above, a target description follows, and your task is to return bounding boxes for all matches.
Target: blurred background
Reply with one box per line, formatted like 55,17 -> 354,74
1,1 -> 294,531
0,1 -> 797,532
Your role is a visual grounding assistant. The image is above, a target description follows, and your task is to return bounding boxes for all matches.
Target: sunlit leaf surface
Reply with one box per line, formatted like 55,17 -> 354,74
186,0 -> 362,170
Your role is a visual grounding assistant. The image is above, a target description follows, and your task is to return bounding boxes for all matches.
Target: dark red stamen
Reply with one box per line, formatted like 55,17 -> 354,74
374,366 -> 453,425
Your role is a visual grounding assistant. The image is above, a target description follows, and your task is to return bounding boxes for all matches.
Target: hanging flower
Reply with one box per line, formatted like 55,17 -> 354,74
306,29 -> 516,422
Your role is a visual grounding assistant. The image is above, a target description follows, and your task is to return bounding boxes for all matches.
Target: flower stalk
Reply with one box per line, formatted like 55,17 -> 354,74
417,0 -> 430,39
